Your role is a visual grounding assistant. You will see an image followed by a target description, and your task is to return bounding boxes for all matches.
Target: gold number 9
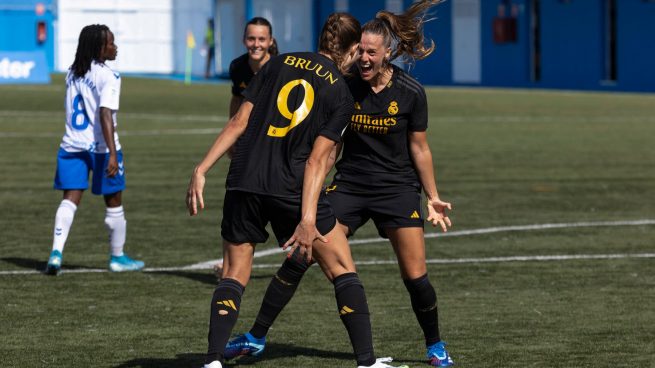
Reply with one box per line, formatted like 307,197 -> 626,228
267,79 -> 315,137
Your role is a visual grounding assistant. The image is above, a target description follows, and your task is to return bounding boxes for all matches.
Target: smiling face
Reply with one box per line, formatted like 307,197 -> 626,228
244,24 -> 274,63
100,30 -> 117,61
357,32 -> 390,82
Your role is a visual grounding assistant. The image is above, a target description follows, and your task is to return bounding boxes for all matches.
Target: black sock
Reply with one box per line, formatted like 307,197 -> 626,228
205,278 -> 245,364
403,273 -> 441,346
333,272 -> 375,367
250,250 -> 312,338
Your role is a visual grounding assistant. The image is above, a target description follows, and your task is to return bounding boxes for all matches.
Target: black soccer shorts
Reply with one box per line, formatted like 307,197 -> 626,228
326,187 -> 424,238
221,190 -> 337,246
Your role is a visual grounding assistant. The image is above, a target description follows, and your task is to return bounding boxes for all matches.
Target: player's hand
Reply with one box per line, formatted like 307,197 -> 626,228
186,169 -> 206,216
283,222 -> 328,263
105,154 -> 118,177
426,197 -> 452,232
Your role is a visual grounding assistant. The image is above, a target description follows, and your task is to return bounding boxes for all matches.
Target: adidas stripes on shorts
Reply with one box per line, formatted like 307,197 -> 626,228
325,187 -> 424,239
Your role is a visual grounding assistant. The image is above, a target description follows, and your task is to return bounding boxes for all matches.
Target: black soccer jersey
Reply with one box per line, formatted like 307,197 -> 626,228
229,53 -> 254,96
333,65 -> 428,193
226,52 -> 354,198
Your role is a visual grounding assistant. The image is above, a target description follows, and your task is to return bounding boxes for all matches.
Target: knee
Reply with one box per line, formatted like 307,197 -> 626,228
403,274 -> 437,309
277,249 -> 312,284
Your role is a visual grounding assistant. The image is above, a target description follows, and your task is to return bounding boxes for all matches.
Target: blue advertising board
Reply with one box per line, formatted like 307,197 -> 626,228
0,51 -> 50,84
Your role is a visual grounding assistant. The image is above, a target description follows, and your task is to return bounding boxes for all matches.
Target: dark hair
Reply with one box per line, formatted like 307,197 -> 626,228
70,24 -> 110,78
244,17 -> 279,56
318,13 -> 361,74
363,0 -> 440,65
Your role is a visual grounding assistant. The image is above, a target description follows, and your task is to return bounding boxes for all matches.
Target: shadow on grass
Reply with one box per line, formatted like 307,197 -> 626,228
151,270 -> 275,286
0,257 -> 99,272
114,343 -> 360,367
114,353 -> 204,368
230,342 -> 354,364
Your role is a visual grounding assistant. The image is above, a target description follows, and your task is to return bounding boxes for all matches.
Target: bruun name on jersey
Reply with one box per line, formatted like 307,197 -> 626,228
0,58 -> 36,79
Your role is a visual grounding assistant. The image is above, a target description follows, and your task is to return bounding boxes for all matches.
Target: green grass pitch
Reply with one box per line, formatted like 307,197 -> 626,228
1,76 -> 654,367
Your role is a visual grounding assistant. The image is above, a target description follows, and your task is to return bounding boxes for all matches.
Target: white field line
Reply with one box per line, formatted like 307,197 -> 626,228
0,110 -> 228,123
0,128 -> 223,138
0,111 -> 228,138
349,219 -> 655,246
1,253 -> 654,276
3,112 -> 654,138
2,219 -> 653,276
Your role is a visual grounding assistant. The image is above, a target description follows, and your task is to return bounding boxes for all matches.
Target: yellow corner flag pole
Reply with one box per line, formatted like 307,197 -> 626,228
185,30 -> 196,85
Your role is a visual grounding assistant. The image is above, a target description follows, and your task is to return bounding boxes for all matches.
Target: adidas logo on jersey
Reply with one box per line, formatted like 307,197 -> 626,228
410,210 -> 420,219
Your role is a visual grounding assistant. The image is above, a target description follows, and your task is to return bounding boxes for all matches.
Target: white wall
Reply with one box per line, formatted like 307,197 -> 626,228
57,0 -> 174,73
57,0 -> 316,76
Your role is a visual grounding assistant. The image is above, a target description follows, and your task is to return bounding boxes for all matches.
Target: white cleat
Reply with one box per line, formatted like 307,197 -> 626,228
202,361 -> 222,368
358,357 -> 409,368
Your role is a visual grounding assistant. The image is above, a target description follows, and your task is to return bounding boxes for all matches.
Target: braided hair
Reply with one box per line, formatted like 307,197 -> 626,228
70,24 -> 110,78
363,0 -> 440,66
318,13 -> 361,74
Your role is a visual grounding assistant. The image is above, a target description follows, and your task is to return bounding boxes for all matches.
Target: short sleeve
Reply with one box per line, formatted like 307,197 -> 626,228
320,90 -> 354,143
99,70 -> 121,110
229,59 -> 240,96
242,60 -> 271,104
408,87 -> 428,132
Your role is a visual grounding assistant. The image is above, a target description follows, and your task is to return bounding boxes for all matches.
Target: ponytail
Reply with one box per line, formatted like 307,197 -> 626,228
269,38 -> 279,57
363,0 -> 440,64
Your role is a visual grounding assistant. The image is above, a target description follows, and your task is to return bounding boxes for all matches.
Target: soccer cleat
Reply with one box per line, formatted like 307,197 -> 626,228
202,361 -> 222,368
224,332 -> 266,359
45,250 -> 63,275
109,254 -> 145,272
427,341 -> 454,367
357,357 -> 409,368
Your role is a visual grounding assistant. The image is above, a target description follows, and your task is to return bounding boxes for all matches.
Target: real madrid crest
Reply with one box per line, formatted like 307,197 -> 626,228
388,101 -> 398,115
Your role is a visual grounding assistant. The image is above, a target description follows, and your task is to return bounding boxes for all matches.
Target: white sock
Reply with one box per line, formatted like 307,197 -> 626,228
104,206 -> 126,257
52,199 -> 77,253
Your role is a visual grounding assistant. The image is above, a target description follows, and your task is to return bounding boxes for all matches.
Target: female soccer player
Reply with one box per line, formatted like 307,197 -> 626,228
224,1 -> 455,366
228,17 -> 278,117
214,17 -> 278,275
45,24 -> 144,275
187,13 -> 405,368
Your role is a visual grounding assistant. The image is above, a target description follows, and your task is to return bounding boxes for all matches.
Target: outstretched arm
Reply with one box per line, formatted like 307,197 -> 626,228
409,130 -> 452,232
186,101 -> 253,216
283,136 -> 336,261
